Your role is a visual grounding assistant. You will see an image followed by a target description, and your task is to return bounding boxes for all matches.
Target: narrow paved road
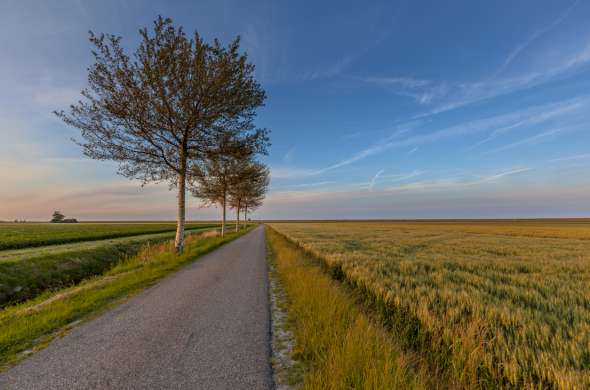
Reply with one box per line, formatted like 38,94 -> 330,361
0,226 -> 272,390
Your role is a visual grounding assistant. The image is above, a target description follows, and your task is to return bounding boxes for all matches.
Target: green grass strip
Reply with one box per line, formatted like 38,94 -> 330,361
0,226 -> 215,307
0,227 -> 252,370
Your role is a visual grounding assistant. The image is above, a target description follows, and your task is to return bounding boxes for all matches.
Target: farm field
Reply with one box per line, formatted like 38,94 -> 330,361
0,224 -> 217,306
0,222 -> 217,250
268,221 -> 590,389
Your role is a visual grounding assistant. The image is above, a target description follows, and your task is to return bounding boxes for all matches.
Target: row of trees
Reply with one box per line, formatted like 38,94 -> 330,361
191,137 -> 269,235
56,16 -> 269,253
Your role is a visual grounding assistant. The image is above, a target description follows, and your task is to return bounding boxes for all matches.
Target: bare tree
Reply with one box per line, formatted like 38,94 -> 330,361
55,16 -> 266,253
228,160 -> 269,231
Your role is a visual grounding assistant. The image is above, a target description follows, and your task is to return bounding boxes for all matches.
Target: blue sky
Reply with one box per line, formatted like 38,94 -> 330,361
1,0 -> 590,220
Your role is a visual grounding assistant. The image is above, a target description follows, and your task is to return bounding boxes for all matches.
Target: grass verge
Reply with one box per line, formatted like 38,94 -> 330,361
0,226 -> 215,307
0,227 -> 252,370
266,227 -> 429,389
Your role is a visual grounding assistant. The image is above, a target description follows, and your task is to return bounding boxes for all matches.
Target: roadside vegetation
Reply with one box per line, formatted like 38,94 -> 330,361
269,221 -> 590,389
0,227 -> 251,369
0,222 -> 215,251
0,225 -> 215,307
266,227 -> 429,389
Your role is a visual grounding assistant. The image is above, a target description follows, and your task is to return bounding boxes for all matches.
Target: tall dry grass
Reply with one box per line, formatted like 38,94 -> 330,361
266,227 -> 429,389
269,221 -> 590,389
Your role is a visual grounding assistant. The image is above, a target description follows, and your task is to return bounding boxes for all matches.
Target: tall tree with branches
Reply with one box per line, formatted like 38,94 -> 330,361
55,16 -> 267,253
228,160 -> 269,231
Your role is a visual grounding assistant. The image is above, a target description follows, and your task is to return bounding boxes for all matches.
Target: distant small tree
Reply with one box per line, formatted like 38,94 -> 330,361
51,211 -> 65,223
228,160 -> 269,231
55,16 -> 267,253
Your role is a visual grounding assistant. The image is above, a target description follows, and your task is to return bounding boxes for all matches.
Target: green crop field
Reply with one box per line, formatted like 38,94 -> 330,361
0,223 -> 217,307
268,221 -> 590,389
0,222 -> 217,250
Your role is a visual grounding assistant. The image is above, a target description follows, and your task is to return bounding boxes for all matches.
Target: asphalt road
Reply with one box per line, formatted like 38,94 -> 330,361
0,226 -> 273,390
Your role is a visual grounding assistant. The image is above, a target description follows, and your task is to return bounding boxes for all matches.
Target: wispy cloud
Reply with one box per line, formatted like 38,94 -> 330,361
360,76 -> 430,89
260,181 -> 590,220
469,100 -> 584,149
241,22 -> 276,84
381,170 -> 426,182
304,55 -> 357,80
358,8 -> 590,117
368,169 -> 385,190
270,97 -> 586,184
319,125 -> 418,172
486,126 -> 581,154
559,41 -> 590,71
270,166 -> 321,180
384,167 -> 531,192
302,23 -> 390,81
356,169 -> 427,190
476,167 -> 532,182
494,0 -> 579,76
266,167 -> 533,209
272,181 -> 336,190
318,97 -> 588,171
549,153 -> 590,162
424,39 -> 590,117
359,76 -> 448,104
322,146 -> 386,172
283,146 -> 296,163
342,131 -> 363,140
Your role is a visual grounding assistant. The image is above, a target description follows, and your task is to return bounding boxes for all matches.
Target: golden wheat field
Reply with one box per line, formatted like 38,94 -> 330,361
268,221 -> 590,389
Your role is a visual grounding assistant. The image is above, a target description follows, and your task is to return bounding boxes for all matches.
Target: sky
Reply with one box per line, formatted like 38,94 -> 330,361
1,0 -> 590,220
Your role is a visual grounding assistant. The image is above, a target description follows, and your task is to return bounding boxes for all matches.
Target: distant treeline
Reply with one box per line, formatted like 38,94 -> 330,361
50,211 -> 78,223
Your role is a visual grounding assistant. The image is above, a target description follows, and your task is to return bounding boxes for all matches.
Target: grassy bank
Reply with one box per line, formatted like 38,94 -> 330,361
0,227 -> 251,369
269,222 -> 590,389
266,227 -> 428,389
0,226 -> 215,307
0,222 -> 217,250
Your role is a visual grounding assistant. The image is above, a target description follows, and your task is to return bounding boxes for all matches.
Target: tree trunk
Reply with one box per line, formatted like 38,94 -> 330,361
244,207 -> 247,229
235,203 -> 240,232
221,192 -> 226,237
174,170 -> 186,254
